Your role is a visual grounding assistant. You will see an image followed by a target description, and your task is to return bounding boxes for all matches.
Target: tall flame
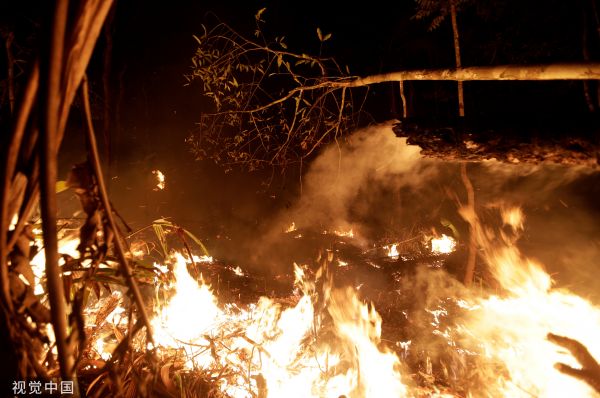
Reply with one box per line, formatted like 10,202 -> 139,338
456,206 -> 600,397
151,255 -> 409,397
431,234 -> 456,254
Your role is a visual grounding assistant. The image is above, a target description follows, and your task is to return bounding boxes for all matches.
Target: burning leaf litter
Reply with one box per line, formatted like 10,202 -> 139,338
37,208 -> 600,397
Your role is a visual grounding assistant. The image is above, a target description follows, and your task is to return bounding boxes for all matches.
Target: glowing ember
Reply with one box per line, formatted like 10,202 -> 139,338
333,228 -> 354,238
285,221 -> 297,233
152,169 -> 166,190
385,244 -> 399,259
8,213 -> 18,231
231,266 -> 245,276
431,234 -> 456,254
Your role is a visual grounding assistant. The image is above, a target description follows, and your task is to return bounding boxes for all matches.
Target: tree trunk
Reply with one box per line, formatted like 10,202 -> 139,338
39,0 -> 75,384
582,3 -> 597,112
344,63 -> 600,87
450,1 -> 465,117
4,32 -> 15,114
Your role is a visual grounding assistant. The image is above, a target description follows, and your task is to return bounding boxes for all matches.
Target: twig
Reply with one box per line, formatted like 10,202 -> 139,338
81,76 -> 154,344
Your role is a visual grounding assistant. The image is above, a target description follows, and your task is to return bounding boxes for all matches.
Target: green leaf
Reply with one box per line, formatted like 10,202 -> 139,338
323,33 -> 332,41
152,223 -> 169,259
316,27 -> 323,41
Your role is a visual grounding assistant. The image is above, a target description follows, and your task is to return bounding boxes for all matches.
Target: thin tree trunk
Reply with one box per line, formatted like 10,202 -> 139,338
461,162 -> 476,287
450,1 -> 465,116
448,1 -> 474,285
4,32 -> 16,114
399,80 -> 408,118
39,0 -> 76,385
582,4 -> 596,112
344,63 -> 600,86
589,0 -> 600,108
102,3 -> 116,170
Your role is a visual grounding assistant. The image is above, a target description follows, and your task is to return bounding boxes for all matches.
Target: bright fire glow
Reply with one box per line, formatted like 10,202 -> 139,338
431,234 -> 456,254
152,169 -> 166,190
285,221 -> 297,233
42,206 -> 600,398
453,206 -> 600,397
333,228 -> 354,238
150,254 -> 408,397
30,236 -> 80,295
385,244 -> 399,259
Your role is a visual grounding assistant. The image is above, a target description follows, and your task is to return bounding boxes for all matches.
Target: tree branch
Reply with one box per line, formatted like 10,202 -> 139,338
81,76 -> 154,344
39,0 -> 75,384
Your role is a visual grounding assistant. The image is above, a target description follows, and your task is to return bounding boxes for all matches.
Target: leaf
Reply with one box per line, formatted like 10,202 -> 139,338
277,54 -> 283,68
152,223 -> 169,259
323,33 -> 332,41
183,229 -> 210,256
161,364 -> 176,392
317,27 -> 323,41
56,180 -> 69,193
255,7 -> 266,21
441,218 -> 460,239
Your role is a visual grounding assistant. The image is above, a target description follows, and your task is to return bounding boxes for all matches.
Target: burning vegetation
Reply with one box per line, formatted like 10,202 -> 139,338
3,1 -> 600,398
8,126 -> 600,398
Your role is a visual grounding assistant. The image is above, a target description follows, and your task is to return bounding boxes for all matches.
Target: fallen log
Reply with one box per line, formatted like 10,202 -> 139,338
393,117 -> 600,166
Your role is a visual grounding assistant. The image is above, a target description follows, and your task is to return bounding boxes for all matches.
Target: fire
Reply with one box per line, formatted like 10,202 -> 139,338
333,228 -> 354,238
385,243 -> 399,259
431,234 -> 456,254
32,206 -> 600,397
453,206 -> 600,397
152,169 -> 166,190
150,254 -> 409,397
285,221 -> 297,233
30,235 -> 80,295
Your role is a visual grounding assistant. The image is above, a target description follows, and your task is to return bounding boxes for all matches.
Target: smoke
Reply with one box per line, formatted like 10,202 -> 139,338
282,121 -> 440,239
197,119 -> 600,303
